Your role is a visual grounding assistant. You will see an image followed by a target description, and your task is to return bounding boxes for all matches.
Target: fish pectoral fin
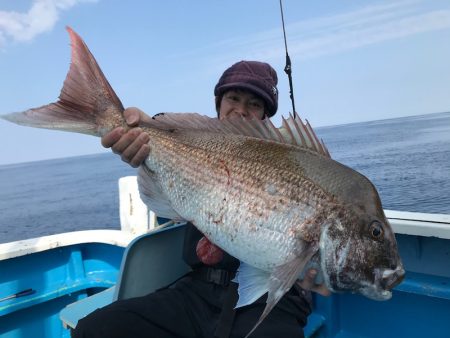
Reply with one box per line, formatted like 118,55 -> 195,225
233,262 -> 271,308
137,166 -> 184,221
243,243 -> 319,338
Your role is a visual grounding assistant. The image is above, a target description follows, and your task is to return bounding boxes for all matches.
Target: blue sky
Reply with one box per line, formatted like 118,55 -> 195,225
0,0 -> 449,165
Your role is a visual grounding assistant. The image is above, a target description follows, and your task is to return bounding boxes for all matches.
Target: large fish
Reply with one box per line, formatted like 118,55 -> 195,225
2,27 -> 405,336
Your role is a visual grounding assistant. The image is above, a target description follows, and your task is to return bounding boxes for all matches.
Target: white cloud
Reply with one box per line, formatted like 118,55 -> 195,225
0,0 -> 96,46
191,0 -> 450,70
286,9 -> 450,60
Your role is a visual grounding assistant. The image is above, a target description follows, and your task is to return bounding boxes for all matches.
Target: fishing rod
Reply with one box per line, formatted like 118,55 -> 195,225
0,288 -> 35,302
279,0 -> 297,116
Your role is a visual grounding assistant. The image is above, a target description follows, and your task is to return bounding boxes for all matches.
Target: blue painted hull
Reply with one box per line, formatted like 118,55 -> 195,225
0,243 -> 124,338
1,232 -> 449,337
306,234 -> 450,337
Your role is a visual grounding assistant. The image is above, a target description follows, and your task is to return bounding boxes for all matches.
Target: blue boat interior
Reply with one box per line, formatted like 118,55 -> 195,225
2,223 -> 450,337
0,242 -> 123,338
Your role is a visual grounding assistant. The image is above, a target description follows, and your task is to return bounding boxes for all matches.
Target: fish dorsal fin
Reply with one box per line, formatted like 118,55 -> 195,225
280,112 -> 331,157
144,112 -> 331,158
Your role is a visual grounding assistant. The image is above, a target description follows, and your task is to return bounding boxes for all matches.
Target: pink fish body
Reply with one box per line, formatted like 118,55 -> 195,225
2,28 -> 405,337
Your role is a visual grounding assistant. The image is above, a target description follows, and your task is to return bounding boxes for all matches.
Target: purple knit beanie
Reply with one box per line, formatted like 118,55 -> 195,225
214,61 -> 279,117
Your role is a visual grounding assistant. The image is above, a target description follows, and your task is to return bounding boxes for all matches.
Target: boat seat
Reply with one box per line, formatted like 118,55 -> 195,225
60,286 -> 116,330
60,223 -> 190,330
114,223 -> 190,300
60,222 -> 325,336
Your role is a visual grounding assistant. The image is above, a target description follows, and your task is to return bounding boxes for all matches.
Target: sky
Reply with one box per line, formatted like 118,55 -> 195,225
0,0 -> 449,165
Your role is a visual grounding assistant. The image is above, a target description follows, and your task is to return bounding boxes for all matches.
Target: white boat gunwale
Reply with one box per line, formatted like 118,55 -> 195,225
1,176 -> 449,261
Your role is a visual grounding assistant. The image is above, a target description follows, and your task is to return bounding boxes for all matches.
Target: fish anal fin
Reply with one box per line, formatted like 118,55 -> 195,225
233,262 -> 271,309
244,243 -> 319,338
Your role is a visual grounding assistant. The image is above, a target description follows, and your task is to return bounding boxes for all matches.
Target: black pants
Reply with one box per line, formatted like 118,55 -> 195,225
72,275 -> 310,338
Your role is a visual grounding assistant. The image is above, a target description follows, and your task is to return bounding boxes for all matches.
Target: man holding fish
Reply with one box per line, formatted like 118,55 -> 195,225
73,61 -> 327,337
2,28 -> 404,338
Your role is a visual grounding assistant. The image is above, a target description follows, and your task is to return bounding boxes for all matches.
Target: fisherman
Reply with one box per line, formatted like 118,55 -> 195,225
73,61 -> 329,338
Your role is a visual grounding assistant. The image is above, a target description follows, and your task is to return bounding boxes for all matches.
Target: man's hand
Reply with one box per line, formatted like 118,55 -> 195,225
101,107 -> 151,167
298,269 -> 331,297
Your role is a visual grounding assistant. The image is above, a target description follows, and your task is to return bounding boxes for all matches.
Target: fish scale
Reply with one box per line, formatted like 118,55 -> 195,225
142,130 -> 326,270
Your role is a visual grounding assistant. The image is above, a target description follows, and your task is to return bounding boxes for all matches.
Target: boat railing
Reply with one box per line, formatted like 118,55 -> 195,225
1,175 -> 449,260
385,209 -> 450,239
0,177 -> 158,261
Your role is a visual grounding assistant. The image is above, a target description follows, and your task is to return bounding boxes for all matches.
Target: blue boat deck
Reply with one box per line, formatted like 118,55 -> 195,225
0,242 -> 124,338
60,226 -> 450,338
1,177 -> 449,337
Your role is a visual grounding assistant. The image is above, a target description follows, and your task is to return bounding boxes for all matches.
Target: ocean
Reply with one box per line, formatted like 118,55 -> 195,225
1,112 -> 449,244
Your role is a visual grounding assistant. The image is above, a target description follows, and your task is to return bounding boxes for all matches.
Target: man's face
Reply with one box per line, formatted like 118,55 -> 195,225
219,89 -> 266,121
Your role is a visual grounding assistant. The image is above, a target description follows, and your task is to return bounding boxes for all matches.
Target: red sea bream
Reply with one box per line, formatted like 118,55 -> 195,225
1,27 -> 405,336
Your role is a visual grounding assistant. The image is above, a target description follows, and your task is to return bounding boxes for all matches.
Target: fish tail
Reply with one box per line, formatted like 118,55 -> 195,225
1,27 -> 125,137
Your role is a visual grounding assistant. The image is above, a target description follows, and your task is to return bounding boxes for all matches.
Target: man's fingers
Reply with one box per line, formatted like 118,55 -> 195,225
103,108 -> 144,149
111,128 -> 143,155
298,269 -> 331,297
100,107 -> 149,167
313,285 -> 331,297
129,144 -> 151,168
309,282 -> 332,297
124,107 -> 145,126
299,269 -> 316,291
121,133 -> 150,166
101,127 -> 124,148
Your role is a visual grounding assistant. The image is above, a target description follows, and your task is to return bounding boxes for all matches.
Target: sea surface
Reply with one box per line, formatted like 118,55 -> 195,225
1,112 -> 449,244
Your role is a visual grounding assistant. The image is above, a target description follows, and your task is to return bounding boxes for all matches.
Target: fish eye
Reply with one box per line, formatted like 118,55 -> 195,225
370,221 -> 384,241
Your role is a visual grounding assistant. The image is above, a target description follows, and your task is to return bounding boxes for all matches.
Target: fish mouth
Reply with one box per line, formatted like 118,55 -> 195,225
362,265 -> 405,300
379,266 -> 405,290
358,265 -> 405,301
360,286 -> 393,301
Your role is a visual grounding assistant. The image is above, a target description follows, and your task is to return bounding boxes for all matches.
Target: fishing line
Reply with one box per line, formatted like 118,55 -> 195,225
279,0 -> 297,116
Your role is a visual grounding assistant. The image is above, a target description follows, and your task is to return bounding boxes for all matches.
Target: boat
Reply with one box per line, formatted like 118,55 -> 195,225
1,176 -> 449,338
